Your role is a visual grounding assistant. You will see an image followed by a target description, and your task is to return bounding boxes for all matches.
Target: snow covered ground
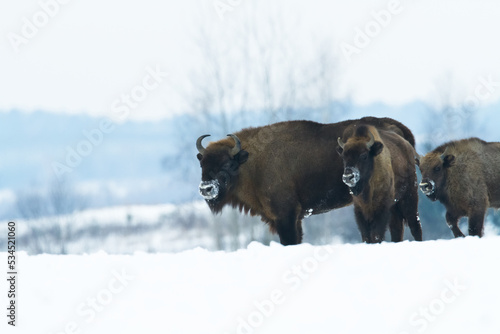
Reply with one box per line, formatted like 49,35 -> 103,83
2,236 -> 500,334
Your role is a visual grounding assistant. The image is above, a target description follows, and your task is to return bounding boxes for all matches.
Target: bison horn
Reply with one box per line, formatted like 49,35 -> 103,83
440,146 -> 450,161
227,134 -> 242,157
196,134 -> 210,155
366,132 -> 375,149
337,137 -> 345,149
415,153 -> 421,166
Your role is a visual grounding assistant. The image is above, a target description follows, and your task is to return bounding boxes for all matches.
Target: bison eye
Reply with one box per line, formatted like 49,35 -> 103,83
360,153 -> 368,161
434,166 -> 441,172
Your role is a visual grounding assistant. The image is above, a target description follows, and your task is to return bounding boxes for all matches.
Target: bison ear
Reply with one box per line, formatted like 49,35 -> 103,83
370,141 -> 384,156
235,150 -> 249,164
443,154 -> 455,168
197,153 -> 203,161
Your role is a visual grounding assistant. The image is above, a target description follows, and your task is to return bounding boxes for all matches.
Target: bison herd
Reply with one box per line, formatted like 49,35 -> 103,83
196,117 -> 500,245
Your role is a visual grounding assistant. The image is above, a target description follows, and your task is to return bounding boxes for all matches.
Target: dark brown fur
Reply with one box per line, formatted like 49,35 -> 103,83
337,124 -> 422,243
197,117 -> 416,245
419,138 -> 500,237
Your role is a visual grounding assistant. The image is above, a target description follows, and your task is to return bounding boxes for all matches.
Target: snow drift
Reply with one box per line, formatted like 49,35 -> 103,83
1,236 -> 500,334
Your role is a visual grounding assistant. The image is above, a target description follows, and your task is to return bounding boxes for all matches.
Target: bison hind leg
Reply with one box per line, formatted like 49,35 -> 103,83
354,206 -> 371,243
407,215 -> 423,241
468,209 -> 486,237
397,195 -> 423,241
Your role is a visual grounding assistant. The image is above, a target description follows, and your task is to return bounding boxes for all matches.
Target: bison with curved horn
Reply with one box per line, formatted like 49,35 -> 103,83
196,117 -> 417,245
336,124 -> 422,243
419,138 -> 500,238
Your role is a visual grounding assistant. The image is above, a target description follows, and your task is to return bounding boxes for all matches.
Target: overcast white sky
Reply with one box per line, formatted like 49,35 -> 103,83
1,0 -> 499,120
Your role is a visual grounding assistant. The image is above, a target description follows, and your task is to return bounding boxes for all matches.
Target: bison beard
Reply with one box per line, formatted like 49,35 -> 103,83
196,117 -> 418,246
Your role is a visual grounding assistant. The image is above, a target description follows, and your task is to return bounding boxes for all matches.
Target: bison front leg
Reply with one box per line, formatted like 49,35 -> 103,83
370,208 -> 391,243
270,192 -> 304,245
354,206 -> 389,243
274,210 -> 302,246
354,206 -> 371,243
445,211 -> 465,238
275,220 -> 301,245
398,194 -> 422,241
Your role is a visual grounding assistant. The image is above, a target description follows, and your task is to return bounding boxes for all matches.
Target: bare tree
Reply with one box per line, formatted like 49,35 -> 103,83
49,177 -> 88,215
15,177 -> 88,254
16,190 -> 47,220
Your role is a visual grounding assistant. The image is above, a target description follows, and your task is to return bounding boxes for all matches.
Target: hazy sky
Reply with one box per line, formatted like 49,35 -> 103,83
1,0 -> 499,120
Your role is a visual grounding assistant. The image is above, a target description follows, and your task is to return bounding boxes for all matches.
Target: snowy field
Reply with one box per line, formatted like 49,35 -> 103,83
11,202 -> 218,254
6,202 -> 285,255
2,236 -> 500,334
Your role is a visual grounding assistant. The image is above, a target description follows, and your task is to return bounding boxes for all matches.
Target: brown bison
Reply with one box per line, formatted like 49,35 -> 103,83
196,117 -> 416,245
419,138 -> 500,237
336,124 -> 422,243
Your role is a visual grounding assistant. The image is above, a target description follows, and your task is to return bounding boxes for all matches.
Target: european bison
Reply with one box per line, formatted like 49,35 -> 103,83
196,117 -> 416,245
419,138 -> 500,237
337,124 -> 422,243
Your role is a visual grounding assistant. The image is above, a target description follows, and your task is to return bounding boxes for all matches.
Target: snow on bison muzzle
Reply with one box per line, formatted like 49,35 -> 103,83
199,180 -> 220,200
419,179 -> 436,196
342,167 -> 360,188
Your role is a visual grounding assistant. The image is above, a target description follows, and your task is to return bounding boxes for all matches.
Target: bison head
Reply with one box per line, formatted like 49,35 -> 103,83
336,126 -> 384,196
196,134 -> 249,212
419,147 -> 455,201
